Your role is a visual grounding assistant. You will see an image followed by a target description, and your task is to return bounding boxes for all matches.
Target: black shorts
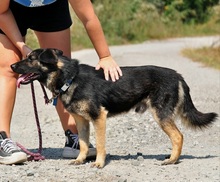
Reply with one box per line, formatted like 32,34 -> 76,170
0,0 -> 72,36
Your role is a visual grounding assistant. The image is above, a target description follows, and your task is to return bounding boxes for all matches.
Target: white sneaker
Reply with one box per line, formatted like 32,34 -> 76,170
0,131 -> 27,165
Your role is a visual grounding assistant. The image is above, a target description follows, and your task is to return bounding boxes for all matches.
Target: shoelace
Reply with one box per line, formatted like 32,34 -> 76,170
68,133 -> 79,149
1,139 -> 20,154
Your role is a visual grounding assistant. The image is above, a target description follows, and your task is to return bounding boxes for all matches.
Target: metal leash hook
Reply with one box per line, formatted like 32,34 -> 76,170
17,82 -> 45,161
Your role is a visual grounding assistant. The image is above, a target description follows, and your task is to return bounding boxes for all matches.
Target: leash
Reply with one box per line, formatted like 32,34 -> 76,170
17,82 -> 48,161
17,79 -> 72,161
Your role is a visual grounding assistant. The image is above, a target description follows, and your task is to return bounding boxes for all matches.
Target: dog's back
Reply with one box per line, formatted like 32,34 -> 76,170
68,63 -> 217,127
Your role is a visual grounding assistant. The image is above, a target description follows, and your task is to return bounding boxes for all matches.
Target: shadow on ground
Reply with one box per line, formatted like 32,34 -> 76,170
25,147 -> 218,162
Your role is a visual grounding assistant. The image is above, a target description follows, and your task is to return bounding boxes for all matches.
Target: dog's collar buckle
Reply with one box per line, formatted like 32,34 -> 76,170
52,77 -> 74,106
61,82 -> 70,92
61,77 -> 74,92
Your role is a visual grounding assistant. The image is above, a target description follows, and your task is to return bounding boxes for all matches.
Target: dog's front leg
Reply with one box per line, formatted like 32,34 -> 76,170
69,114 -> 90,165
91,107 -> 107,168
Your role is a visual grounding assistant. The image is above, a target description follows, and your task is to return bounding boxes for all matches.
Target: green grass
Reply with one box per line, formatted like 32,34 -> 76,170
26,3 -> 220,51
182,46 -> 220,70
25,29 -> 39,49
25,2 -> 220,70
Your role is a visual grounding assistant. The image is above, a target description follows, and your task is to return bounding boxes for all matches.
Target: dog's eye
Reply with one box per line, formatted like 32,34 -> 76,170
29,55 -> 37,60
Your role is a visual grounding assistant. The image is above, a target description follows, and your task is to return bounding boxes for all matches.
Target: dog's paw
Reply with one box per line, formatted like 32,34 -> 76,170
161,159 -> 178,165
69,159 -> 84,165
90,161 -> 105,169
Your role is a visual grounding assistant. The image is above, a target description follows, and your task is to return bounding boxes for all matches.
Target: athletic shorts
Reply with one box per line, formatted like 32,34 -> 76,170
0,0 -> 72,36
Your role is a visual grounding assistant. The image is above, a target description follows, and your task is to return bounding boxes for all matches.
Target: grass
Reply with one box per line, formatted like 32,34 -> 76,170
182,46 -> 220,70
26,3 -> 220,50
25,3 -> 220,69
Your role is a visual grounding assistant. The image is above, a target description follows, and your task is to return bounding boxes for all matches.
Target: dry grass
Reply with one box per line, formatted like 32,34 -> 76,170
182,46 -> 220,70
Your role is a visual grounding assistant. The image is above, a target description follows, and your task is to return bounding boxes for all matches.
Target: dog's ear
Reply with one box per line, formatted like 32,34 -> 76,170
52,49 -> 63,56
39,49 -> 59,64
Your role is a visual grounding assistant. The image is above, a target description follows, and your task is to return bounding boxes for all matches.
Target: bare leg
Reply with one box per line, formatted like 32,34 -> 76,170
34,29 -> 77,134
0,34 -> 22,137
56,99 -> 78,134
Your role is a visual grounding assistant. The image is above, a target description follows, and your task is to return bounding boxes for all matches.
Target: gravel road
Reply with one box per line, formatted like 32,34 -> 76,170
1,36 -> 219,182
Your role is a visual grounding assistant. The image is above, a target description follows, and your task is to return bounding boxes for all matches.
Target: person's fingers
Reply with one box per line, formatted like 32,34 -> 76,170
104,68 -> 109,81
96,56 -> 123,81
113,67 -> 119,81
22,45 -> 32,58
95,64 -> 101,70
116,66 -> 123,77
109,67 -> 116,82
105,66 -> 123,82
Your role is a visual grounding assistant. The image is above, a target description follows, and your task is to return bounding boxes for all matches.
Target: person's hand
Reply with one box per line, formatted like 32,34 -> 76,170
21,44 -> 32,58
95,56 -> 122,82
17,42 -> 32,58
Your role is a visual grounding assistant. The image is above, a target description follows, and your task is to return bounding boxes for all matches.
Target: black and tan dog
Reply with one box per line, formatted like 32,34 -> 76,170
11,48 -> 217,168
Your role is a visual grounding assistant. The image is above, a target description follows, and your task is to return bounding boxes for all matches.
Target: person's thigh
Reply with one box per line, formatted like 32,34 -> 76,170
35,28 -> 71,58
35,28 -> 77,131
0,34 -> 23,76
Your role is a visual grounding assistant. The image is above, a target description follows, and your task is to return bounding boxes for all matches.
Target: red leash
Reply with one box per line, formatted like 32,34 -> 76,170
17,82 -> 49,161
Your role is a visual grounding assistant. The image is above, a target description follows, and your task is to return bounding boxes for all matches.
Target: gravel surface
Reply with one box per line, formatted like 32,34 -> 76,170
1,36 -> 219,182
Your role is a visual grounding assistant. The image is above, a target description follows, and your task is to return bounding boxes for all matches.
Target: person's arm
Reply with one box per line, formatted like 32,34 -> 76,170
69,0 -> 122,81
0,0 -> 31,57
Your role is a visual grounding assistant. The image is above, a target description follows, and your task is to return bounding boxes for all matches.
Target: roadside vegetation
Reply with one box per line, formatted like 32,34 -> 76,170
182,44 -> 220,70
26,0 -> 220,69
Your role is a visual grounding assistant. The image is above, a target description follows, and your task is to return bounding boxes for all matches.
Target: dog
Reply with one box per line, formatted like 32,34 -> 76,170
11,48 -> 218,168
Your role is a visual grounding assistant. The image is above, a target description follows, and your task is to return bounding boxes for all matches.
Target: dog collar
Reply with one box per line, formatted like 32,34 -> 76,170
49,77 -> 74,106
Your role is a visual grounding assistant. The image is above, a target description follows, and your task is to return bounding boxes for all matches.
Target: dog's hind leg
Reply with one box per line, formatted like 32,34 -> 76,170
91,107 -> 108,168
151,109 -> 183,165
159,120 -> 183,165
69,114 -> 90,165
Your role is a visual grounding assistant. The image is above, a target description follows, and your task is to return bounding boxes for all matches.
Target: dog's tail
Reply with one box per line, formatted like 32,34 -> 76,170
180,81 -> 218,129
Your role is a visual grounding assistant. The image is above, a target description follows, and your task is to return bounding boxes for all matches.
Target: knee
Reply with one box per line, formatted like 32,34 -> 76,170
0,54 -> 21,78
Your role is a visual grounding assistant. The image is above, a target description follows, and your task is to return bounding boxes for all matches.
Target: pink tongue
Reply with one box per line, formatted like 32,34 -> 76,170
17,74 -> 28,88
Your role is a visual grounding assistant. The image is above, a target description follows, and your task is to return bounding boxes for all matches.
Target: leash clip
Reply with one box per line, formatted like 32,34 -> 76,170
47,93 -> 59,106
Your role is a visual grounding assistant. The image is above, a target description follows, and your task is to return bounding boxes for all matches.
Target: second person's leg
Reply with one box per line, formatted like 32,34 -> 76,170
35,29 -> 78,134
34,29 -> 96,158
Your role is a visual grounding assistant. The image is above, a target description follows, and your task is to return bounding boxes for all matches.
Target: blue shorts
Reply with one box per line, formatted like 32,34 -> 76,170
0,0 -> 72,36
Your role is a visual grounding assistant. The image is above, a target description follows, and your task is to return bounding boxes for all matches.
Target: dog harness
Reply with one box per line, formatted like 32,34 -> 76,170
13,0 -> 57,7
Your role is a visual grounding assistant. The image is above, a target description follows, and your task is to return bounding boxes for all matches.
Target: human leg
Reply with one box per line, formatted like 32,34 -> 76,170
0,34 -> 27,164
0,34 -> 22,137
35,30 -> 96,158
34,29 -> 78,134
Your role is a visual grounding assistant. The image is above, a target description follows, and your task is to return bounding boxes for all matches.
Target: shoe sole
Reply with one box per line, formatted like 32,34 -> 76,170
0,152 -> 27,165
62,147 -> 96,159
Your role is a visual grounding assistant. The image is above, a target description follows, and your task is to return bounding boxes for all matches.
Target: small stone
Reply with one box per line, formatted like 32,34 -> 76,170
137,156 -> 144,161
27,172 -> 34,176
118,179 -> 127,182
131,160 -> 140,166
137,152 -> 142,156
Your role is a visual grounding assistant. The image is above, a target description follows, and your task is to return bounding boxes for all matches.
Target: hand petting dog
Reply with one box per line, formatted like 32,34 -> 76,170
96,55 -> 123,82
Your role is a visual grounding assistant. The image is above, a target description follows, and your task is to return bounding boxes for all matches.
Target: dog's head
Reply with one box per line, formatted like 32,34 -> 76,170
11,48 -> 63,87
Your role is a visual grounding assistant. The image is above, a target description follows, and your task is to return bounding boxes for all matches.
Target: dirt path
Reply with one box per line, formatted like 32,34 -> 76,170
1,36 -> 219,182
